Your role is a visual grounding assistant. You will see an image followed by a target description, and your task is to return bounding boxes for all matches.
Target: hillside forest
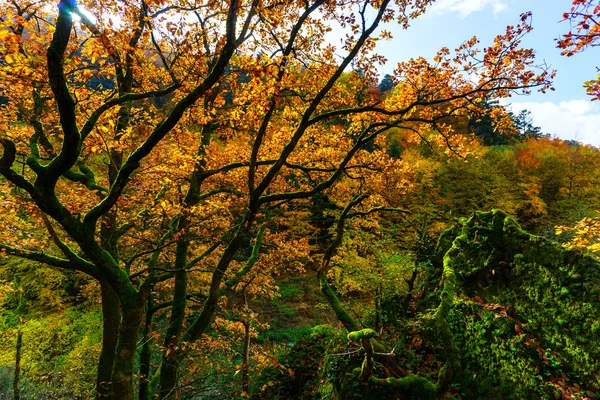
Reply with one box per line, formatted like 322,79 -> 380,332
0,0 -> 599,399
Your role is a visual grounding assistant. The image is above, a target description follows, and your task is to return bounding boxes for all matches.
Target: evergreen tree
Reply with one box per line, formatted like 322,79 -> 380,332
377,74 -> 394,94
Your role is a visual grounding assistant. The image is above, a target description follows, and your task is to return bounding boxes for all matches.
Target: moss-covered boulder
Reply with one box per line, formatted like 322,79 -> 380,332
429,210 -> 600,396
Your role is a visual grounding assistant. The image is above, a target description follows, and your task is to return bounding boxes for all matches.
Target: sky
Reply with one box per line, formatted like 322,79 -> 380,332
368,0 -> 600,147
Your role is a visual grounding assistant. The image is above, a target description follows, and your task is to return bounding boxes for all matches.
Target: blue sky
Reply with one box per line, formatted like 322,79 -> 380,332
371,0 -> 600,146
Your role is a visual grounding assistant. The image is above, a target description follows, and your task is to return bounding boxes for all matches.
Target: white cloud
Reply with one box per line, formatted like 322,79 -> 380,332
492,1 -> 508,14
558,99 -> 593,116
430,0 -> 509,18
508,100 -> 600,148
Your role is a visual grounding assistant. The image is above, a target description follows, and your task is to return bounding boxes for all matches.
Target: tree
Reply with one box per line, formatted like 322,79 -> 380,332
557,213 -> 600,258
0,1 -> 552,398
558,0 -> 600,99
466,98 -> 512,146
377,73 -> 395,94
512,109 -> 543,140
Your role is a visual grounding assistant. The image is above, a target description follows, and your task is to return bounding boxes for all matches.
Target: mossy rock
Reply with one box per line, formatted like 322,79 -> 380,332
427,210 -> 600,395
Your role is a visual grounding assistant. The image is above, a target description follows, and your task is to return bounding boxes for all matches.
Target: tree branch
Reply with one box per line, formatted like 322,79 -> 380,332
225,224 -> 266,288
82,0 -> 243,230
0,242 -> 97,275
44,0 -> 81,184
40,213 -> 100,278
250,0 -> 392,208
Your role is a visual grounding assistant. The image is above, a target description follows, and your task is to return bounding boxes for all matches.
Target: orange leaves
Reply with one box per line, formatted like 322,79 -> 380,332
558,1 -> 600,99
0,181 -> 50,253
520,183 -> 547,217
386,16 -> 552,148
477,14 -> 553,95
0,1 -> 560,263
558,0 -> 600,55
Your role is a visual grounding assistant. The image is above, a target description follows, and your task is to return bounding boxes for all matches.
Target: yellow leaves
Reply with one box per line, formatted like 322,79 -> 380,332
0,279 -> 16,303
588,242 -> 600,252
379,29 -> 393,41
526,196 -> 547,216
0,28 -> 9,42
261,381 -> 276,391
556,213 -> 600,259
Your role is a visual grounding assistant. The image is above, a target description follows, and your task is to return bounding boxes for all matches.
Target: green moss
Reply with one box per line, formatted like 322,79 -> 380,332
368,374 -> 436,399
427,210 -> 600,395
278,282 -> 304,300
431,226 -> 463,392
347,329 -> 377,342
0,309 -> 102,398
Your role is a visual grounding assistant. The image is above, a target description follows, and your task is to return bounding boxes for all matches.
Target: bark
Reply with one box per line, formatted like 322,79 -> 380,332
241,320 -> 250,394
318,269 -> 359,332
97,282 -> 121,399
140,223 -> 176,399
360,337 -> 373,381
157,119 -> 214,398
225,225 -> 266,288
13,330 -> 22,400
158,241 -> 189,399
139,290 -> 154,400
317,196 -> 366,333
347,329 -> 376,381
96,149 -> 122,399
110,295 -> 145,400
401,266 -> 419,317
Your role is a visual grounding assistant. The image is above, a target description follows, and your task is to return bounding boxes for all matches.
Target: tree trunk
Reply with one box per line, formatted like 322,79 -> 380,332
139,290 -> 155,400
402,266 -> 419,317
97,282 -> 121,399
318,269 -> 359,332
241,320 -> 250,394
111,296 -> 145,400
157,270 -> 187,399
157,121 -> 214,399
13,330 -> 22,400
374,285 -> 381,332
